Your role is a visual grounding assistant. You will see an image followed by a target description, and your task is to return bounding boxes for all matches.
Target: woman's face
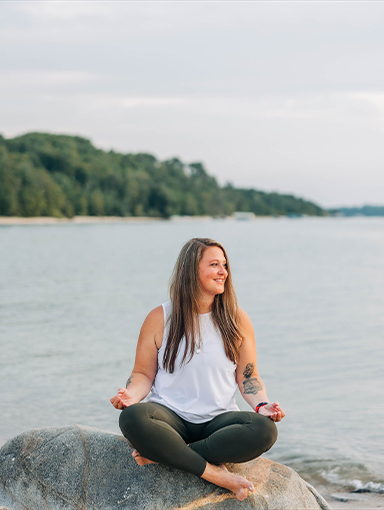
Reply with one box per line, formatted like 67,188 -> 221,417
198,246 -> 228,298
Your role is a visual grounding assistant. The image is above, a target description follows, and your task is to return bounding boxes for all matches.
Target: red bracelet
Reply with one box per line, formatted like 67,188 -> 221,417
256,402 -> 268,413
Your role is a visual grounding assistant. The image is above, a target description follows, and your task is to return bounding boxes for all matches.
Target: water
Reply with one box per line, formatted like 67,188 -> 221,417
1,217 -> 383,502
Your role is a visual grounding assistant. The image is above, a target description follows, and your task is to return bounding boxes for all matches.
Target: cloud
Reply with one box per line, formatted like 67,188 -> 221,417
3,1 -> 384,44
0,71 -> 102,90
350,92 -> 384,115
121,97 -> 186,109
1,1 -> 384,206
9,1 -> 110,23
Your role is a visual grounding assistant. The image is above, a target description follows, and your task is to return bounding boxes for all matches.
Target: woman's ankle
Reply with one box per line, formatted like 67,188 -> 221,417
201,462 -> 254,501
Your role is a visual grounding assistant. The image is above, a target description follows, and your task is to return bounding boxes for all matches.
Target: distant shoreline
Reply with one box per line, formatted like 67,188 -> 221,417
0,216 -> 165,226
1,215 -> 382,226
0,215 -> 270,226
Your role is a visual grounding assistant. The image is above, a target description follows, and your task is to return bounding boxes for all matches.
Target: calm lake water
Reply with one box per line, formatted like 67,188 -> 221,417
1,217 -> 383,503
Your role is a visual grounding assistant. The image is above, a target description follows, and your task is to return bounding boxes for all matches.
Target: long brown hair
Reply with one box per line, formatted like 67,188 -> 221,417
163,238 -> 244,373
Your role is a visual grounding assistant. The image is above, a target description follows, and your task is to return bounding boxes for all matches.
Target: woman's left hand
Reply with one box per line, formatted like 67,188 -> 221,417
258,402 -> 285,422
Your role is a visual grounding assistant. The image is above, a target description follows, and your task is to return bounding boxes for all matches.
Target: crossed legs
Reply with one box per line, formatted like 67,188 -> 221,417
119,402 -> 277,500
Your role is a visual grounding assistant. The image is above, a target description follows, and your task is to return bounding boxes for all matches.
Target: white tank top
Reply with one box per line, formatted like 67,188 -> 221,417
148,300 -> 239,423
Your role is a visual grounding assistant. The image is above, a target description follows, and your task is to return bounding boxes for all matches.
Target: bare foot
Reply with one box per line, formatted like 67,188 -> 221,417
201,462 -> 254,501
132,449 -> 157,466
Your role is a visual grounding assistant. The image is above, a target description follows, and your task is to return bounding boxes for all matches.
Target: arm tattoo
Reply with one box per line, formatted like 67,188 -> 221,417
126,375 -> 134,388
243,377 -> 262,395
243,363 -> 255,379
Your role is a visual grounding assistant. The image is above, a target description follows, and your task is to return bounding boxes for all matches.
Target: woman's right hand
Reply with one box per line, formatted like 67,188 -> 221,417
110,387 -> 136,410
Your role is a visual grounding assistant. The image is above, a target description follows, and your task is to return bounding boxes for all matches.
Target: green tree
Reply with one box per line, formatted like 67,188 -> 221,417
1,132 -> 326,219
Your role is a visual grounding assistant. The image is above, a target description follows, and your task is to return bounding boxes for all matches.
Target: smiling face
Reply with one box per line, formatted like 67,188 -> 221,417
198,246 -> 228,299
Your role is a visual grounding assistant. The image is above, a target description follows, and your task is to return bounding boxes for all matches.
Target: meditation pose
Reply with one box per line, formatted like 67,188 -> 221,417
111,238 -> 285,500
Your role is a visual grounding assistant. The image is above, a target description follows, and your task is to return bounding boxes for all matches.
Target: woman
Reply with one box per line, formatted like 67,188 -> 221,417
111,238 -> 285,500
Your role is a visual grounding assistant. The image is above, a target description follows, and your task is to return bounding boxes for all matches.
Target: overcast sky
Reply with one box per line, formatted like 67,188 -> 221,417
2,1 -> 384,208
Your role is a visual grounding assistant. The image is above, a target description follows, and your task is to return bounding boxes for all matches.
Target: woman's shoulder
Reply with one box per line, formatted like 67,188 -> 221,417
237,308 -> 255,334
145,305 -> 164,319
237,307 -> 250,323
140,306 -> 165,350
142,305 -> 164,330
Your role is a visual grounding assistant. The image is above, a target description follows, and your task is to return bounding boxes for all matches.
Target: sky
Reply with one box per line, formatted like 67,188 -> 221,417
1,1 -> 384,208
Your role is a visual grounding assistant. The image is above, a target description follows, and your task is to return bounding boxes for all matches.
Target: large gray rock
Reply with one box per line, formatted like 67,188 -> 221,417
0,425 -> 331,510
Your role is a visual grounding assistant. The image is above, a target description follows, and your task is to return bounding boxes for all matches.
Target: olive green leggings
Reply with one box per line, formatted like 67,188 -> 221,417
119,402 -> 278,477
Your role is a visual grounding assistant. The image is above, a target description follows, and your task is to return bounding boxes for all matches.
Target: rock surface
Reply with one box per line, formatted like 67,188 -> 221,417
0,425 -> 331,510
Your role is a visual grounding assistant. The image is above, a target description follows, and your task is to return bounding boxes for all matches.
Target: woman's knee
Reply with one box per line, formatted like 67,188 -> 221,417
119,403 -> 146,435
254,415 -> 278,451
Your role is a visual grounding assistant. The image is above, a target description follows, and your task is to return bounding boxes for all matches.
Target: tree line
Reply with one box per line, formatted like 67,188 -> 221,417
0,132 -> 325,218
329,206 -> 384,217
